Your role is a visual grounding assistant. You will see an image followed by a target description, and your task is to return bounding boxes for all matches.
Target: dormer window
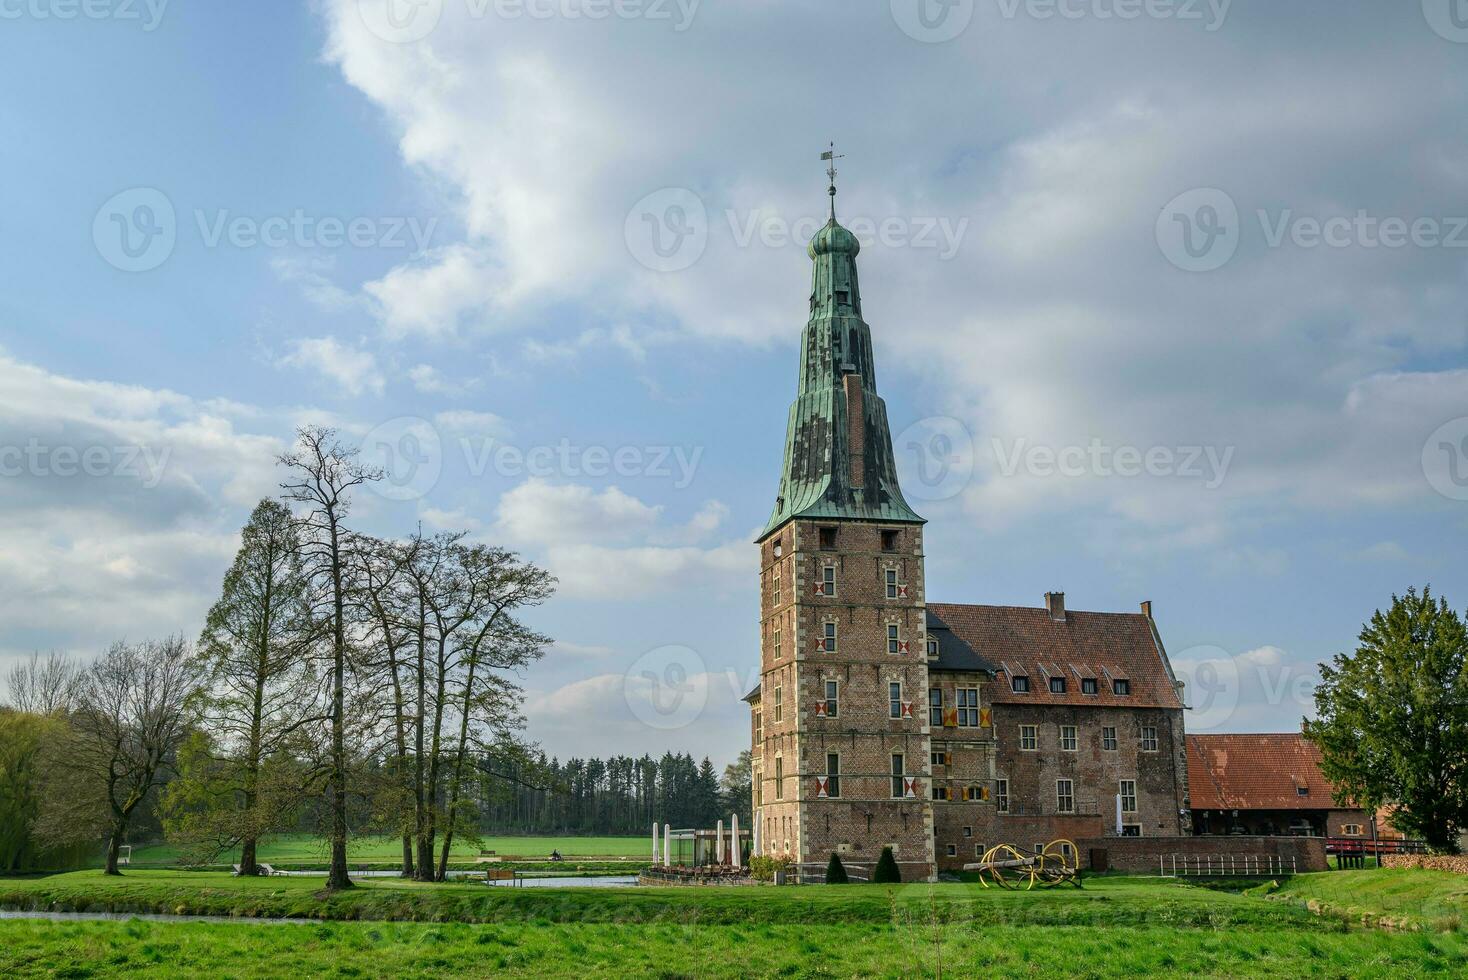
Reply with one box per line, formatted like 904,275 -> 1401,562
1296,785 -> 1309,797
1011,675 -> 1029,693
1081,678 -> 1098,696
1049,676 -> 1066,694
1112,679 -> 1131,696
926,637 -> 939,659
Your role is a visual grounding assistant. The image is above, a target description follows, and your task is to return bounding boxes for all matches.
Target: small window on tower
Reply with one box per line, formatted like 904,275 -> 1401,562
836,290 -> 849,306
881,529 -> 899,552
819,527 -> 838,550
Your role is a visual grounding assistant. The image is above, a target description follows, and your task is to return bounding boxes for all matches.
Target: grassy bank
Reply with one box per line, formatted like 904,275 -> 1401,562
1264,868 -> 1468,931
0,870 -> 1349,928
3,913 -> 1466,978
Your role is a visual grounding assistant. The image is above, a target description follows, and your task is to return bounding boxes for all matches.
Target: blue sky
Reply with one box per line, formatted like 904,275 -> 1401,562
3,0 -> 1467,766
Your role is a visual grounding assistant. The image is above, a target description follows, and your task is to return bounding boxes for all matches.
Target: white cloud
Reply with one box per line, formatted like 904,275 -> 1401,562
410,363 -> 481,398
1354,541 -> 1410,563
0,350 -> 286,667
277,336 -> 385,397
432,409 -> 507,438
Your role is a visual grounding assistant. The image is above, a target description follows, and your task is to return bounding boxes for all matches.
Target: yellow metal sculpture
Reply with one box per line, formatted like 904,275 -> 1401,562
966,839 -> 1081,889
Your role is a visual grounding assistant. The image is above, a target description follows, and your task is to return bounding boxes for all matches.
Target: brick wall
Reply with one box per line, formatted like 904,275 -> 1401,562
1077,834 -> 1327,873
992,702 -> 1187,838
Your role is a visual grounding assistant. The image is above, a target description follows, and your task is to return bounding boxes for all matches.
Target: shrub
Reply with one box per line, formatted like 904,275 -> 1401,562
825,853 -> 848,884
749,855 -> 791,882
873,846 -> 901,884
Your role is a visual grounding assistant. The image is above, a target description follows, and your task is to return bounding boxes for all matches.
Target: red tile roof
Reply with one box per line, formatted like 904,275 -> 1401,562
1187,733 -> 1345,811
927,602 -> 1183,710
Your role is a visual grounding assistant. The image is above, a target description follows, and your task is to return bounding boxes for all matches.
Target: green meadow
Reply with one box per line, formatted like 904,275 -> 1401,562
122,833 -> 652,868
2,868 -> 1467,977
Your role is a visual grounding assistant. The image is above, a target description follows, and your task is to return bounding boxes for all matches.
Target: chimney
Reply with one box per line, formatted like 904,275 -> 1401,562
1140,600 -> 1152,620
1045,592 -> 1066,622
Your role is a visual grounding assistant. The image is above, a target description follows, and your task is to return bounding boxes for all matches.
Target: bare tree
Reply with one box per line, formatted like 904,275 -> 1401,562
165,499 -> 322,875
5,651 -> 81,715
278,426 -> 381,891
35,638 -> 199,875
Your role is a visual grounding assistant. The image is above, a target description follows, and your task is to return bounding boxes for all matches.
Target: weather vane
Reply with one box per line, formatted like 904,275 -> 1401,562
821,142 -> 844,220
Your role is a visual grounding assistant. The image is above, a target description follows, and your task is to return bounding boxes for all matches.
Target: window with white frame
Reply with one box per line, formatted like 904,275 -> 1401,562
773,686 -> 782,723
890,754 -> 905,798
1119,779 -> 1137,813
1056,779 -> 1074,814
1140,726 -> 1158,752
931,750 -> 948,767
957,688 -> 979,727
1341,823 -> 1363,836
824,679 -> 839,718
1060,725 -> 1077,751
885,568 -> 899,599
823,621 -> 837,653
1019,725 -> 1038,751
996,778 -> 1009,813
889,681 -> 903,719
821,564 -> 835,596
946,844 -> 957,856
1101,726 -> 1117,751
887,623 -> 901,654
927,637 -> 939,658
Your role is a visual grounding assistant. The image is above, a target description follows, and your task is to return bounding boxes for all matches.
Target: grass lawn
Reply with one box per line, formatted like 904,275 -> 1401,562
1266,867 -> 1468,931
126,833 -> 651,867
2,869 -> 1465,977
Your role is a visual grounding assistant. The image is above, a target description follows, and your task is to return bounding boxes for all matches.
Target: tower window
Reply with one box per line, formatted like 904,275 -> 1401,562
890,753 -> 906,798
826,753 -> 841,798
887,623 -> 901,654
835,290 -> 849,306
881,529 -> 899,551
824,679 -> 839,718
889,681 -> 903,719
818,527 -> 838,550
821,565 -> 836,596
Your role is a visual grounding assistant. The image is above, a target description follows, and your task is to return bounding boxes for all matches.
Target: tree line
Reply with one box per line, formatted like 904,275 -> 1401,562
0,426 -> 570,885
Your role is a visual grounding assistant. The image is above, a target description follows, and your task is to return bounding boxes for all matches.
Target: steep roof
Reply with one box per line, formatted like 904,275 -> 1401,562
927,602 -> 1183,709
925,608 -> 997,673
1187,733 -> 1345,811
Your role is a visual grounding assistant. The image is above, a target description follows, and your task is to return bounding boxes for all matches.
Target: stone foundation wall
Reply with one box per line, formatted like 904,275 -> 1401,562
1077,834 -> 1327,873
1382,854 -> 1468,874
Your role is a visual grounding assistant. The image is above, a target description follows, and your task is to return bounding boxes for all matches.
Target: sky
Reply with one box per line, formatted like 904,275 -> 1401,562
2,0 -> 1467,769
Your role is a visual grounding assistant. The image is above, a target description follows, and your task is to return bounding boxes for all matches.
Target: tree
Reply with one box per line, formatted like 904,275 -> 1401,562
873,845 -> 901,884
278,426 -> 381,890
164,499 -> 319,875
1305,587 -> 1468,852
0,710 -> 69,872
35,638 -> 199,874
4,652 -> 81,715
825,852 -> 848,884
720,750 -> 752,826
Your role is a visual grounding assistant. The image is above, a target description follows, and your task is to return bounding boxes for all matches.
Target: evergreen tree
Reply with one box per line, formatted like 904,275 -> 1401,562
873,846 -> 901,884
825,852 -> 848,884
1306,586 -> 1468,852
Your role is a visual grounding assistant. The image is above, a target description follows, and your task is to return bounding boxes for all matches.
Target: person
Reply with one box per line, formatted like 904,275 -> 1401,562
550,849 -> 563,862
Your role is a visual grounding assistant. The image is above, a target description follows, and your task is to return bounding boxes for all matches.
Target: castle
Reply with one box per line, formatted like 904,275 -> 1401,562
744,178 -> 1191,881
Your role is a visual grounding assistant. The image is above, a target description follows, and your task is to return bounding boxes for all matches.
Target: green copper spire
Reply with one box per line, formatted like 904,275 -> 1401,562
760,157 -> 924,539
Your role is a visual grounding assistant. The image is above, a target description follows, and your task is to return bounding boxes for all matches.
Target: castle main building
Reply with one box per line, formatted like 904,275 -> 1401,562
745,186 -> 1190,881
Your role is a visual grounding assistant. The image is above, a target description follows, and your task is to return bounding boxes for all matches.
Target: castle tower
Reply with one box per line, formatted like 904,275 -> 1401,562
748,165 -> 935,881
